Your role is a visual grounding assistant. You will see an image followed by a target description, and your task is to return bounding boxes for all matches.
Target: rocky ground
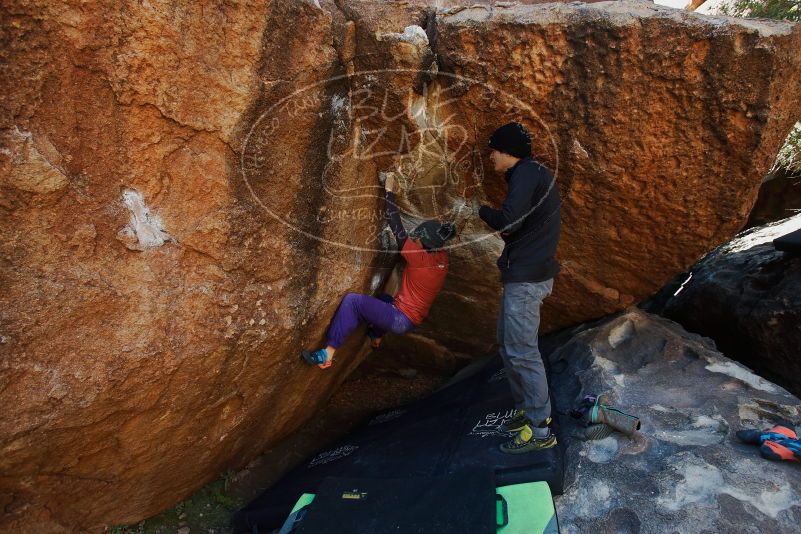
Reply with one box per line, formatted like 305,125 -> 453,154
548,309 -> 801,533
113,305 -> 801,533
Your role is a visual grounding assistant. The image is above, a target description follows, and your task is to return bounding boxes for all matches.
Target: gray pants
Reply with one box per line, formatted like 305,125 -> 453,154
497,279 -> 554,425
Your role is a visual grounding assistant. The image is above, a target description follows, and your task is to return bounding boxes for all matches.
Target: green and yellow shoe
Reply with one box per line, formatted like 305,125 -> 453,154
501,411 -> 552,433
501,410 -> 529,432
500,424 -> 557,454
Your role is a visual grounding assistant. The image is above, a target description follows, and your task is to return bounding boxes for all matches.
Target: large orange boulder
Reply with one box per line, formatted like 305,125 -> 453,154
430,0 -> 801,336
0,1 -> 385,531
1,0 -> 800,531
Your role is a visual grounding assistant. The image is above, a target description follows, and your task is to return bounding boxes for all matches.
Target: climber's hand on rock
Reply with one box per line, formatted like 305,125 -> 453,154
471,196 -> 482,216
384,172 -> 398,194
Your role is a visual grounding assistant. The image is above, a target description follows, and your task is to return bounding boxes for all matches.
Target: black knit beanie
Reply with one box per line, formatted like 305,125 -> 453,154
410,220 -> 457,251
488,122 -> 532,159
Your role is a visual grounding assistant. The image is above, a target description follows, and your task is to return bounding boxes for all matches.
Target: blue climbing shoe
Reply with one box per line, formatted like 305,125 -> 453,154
302,349 -> 332,369
736,423 -> 797,445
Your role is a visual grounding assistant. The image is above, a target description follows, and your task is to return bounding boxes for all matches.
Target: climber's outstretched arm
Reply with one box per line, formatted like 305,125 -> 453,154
384,175 -> 407,249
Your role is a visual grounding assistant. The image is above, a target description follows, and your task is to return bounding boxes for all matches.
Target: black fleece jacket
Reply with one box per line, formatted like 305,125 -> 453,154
479,158 -> 561,284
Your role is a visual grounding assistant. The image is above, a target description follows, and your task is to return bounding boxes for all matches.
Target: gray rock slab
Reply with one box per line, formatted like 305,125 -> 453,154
662,214 -> 801,397
546,308 -> 801,533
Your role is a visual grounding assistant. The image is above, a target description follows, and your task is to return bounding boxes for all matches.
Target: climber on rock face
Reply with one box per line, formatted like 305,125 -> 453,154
301,174 -> 456,369
477,121 -> 561,454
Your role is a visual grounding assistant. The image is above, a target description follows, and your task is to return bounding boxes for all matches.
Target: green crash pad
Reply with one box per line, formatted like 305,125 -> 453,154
496,481 -> 558,534
284,481 -> 558,534
289,493 -> 315,514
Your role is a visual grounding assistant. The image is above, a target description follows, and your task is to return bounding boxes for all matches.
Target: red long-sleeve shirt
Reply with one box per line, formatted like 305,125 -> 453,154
393,238 -> 448,326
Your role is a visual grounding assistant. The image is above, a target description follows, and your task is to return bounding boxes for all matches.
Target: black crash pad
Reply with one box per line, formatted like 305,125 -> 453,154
774,227 -> 801,255
233,355 -> 565,533
294,469 -> 497,534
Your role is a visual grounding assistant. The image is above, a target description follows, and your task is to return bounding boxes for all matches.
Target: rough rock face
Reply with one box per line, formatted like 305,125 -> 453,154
434,1 -> 801,333
1,0 -> 800,531
0,1 -> 386,531
547,308 -> 801,533
660,215 -> 801,397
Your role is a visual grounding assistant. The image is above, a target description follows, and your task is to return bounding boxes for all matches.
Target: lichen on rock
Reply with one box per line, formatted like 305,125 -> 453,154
117,189 -> 173,250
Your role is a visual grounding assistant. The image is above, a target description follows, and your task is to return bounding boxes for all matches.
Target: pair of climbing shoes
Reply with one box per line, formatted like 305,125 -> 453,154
589,402 -> 641,437
571,393 -> 641,439
737,422 -> 801,463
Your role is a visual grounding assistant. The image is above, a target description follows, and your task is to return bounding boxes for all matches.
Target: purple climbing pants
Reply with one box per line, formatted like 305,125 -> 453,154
326,292 -> 415,348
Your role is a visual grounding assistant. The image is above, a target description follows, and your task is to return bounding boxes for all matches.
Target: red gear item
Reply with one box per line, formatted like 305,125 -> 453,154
761,439 -> 801,462
393,239 -> 448,326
